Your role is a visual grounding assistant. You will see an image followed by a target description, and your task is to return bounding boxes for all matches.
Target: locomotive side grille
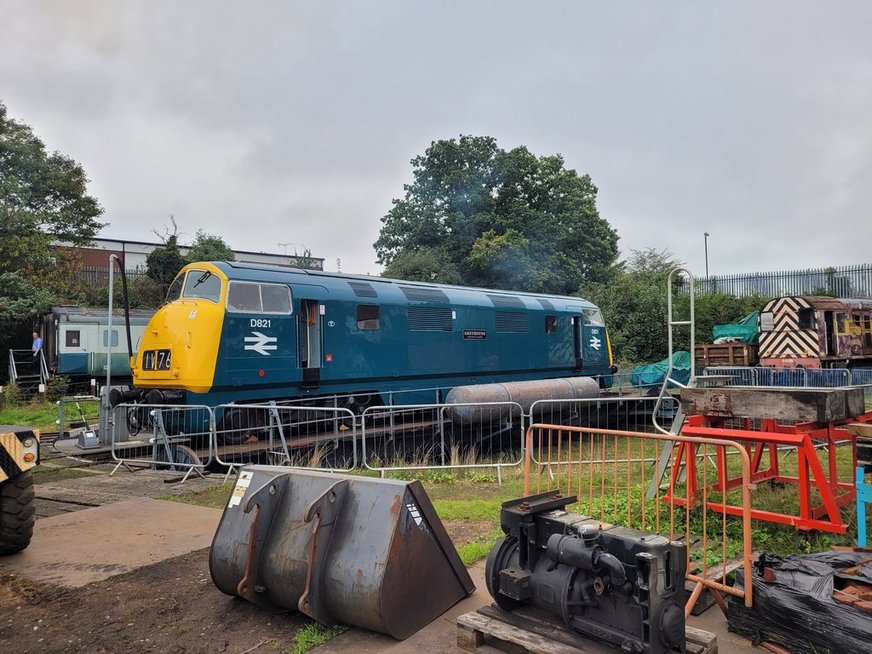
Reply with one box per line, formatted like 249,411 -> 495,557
348,281 -> 378,298
408,306 -> 453,331
486,294 -> 525,309
495,312 -> 529,333
759,296 -> 820,358
400,286 -> 450,303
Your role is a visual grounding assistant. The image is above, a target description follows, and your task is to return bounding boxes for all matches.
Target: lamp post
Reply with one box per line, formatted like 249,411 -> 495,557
703,232 -> 710,278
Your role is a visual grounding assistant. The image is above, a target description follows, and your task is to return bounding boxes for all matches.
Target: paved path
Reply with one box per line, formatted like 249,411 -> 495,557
0,497 -> 221,587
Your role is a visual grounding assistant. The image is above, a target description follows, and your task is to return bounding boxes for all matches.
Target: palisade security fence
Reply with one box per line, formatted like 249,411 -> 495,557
681,263 -> 872,299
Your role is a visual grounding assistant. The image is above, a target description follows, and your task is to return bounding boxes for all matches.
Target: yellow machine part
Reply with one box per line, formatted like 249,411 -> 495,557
0,427 -> 40,482
133,262 -> 227,394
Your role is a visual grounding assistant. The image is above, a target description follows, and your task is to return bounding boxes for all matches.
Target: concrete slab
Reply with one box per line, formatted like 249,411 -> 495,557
0,497 -> 221,587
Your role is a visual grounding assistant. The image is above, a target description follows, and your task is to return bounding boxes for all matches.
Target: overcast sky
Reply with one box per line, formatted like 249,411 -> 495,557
2,2 -> 871,279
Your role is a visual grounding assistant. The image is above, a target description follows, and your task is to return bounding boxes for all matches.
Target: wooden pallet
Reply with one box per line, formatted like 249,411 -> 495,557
457,604 -> 717,654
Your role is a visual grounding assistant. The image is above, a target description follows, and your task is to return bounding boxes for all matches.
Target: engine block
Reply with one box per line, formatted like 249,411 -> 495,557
485,491 -> 687,654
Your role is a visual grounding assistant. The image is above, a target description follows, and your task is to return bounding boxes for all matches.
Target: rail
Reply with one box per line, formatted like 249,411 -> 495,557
523,423 -> 754,615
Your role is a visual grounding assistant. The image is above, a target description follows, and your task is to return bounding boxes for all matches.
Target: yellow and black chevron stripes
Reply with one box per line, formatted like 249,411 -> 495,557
759,296 -> 820,359
0,428 -> 39,482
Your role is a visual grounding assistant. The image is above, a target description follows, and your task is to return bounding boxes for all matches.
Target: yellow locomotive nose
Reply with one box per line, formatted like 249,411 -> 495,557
134,263 -> 226,394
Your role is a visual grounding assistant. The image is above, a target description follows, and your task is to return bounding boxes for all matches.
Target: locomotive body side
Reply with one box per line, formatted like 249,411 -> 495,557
132,262 -> 614,409
759,296 -> 872,368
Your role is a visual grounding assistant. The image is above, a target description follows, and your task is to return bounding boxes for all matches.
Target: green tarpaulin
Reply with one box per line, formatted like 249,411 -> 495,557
712,311 -> 759,344
631,351 -> 691,387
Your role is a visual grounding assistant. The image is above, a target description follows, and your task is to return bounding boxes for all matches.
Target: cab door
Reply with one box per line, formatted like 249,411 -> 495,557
299,299 -> 323,388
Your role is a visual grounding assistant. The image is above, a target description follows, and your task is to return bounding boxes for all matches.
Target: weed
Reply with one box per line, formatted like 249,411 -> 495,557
287,622 -> 347,654
157,483 -> 234,509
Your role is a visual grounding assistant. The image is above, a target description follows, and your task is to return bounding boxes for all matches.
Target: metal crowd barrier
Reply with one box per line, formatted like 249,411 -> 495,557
109,403 -> 213,482
213,402 -> 358,477
523,423 -> 754,615
361,401 -> 525,478
703,365 -> 870,388
57,395 -> 101,440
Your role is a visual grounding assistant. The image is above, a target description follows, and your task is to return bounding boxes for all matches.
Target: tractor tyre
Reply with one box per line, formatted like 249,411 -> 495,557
0,471 -> 36,555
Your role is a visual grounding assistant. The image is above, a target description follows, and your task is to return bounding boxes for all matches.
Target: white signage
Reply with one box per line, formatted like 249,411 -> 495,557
589,334 -> 602,350
244,331 -> 278,356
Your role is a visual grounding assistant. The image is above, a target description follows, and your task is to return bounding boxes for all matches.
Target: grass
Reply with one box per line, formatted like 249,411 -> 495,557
287,623 -> 347,654
0,399 -> 98,433
31,466 -> 97,484
157,483 -> 234,509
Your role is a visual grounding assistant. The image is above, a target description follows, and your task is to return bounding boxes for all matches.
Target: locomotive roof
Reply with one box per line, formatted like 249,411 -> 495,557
48,306 -> 154,322
762,296 -> 872,311
204,261 -> 599,310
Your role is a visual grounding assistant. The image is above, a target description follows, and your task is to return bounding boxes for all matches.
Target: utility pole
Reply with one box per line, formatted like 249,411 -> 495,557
704,232 -> 710,278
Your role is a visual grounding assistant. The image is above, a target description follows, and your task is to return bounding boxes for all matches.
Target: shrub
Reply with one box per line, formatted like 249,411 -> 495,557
45,375 -> 69,403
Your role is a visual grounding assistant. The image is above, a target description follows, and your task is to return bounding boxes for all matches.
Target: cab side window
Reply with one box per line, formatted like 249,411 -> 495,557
357,305 -> 380,330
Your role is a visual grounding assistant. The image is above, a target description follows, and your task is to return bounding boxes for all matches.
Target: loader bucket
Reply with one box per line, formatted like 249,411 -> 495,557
209,465 -> 475,640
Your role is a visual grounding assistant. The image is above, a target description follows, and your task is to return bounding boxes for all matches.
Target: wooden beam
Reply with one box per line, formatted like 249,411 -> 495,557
680,386 -> 866,422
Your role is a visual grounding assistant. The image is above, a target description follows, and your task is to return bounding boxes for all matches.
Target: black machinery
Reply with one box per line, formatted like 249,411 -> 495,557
486,491 -> 687,654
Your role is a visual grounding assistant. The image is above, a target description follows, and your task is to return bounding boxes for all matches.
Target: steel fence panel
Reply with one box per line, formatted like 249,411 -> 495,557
804,368 -> 850,387
109,403 -> 213,482
852,368 -> 872,386
213,403 -> 358,474
361,402 -> 524,476
523,424 -> 754,614
702,366 -> 757,386
528,396 -> 679,466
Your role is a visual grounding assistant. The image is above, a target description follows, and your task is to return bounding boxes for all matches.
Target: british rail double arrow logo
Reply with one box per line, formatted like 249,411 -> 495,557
244,331 -> 278,356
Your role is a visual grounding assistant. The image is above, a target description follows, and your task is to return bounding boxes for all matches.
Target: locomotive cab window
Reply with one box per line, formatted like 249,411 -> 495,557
836,313 -> 848,334
797,308 -> 816,330
182,269 -> 222,303
545,315 -> 558,334
864,315 -> 872,347
227,281 -> 292,314
760,312 -> 774,331
356,305 -> 380,330
165,275 -> 184,303
582,308 -> 604,326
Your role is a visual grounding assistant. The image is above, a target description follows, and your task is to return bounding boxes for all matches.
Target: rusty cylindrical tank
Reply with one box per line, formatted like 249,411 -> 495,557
445,376 -> 600,423
209,465 -> 475,639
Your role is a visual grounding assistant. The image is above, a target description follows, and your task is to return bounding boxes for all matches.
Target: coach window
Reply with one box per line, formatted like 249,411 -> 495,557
102,329 -> 119,347
183,270 -> 222,303
357,305 -> 380,330
545,315 -> 558,334
582,308 -> 605,326
65,330 -> 80,347
797,308 -> 816,330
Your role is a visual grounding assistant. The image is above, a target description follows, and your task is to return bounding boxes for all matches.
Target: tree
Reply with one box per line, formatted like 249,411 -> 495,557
185,229 -> 235,263
374,135 -> 619,294
146,217 -> 186,286
0,102 -> 105,377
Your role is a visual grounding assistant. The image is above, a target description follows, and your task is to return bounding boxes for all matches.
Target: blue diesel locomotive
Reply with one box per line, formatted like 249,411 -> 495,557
123,262 -> 614,435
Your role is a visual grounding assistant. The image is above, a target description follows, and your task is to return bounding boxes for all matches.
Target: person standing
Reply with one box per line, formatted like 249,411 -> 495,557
31,331 -> 42,360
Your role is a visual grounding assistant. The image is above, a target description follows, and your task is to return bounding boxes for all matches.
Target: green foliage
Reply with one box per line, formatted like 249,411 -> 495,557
0,384 -> 24,409
185,229 -> 235,264
0,102 -> 104,279
586,248 -> 768,364
44,375 -> 69,403
146,234 -> 186,286
288,623 -> 347,654
0,103 -> 105,368
375,135 -> 619,294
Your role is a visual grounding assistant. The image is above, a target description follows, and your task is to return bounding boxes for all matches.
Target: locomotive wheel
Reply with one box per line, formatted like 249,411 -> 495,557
152,444 -> 203,472
218,409 -> 257,446
0,472 -> 35,555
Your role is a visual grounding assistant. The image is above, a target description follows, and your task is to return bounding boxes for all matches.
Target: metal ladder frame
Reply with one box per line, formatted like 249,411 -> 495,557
646,267 -> 697,499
